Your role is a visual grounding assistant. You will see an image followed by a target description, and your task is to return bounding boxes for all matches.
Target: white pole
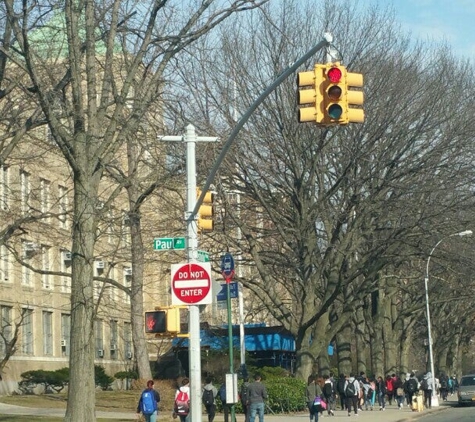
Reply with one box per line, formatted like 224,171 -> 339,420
425,229 -> 472,408
185,124 -> 202,422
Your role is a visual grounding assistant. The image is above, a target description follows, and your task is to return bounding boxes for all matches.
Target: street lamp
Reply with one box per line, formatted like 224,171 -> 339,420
424,229 -> 472,407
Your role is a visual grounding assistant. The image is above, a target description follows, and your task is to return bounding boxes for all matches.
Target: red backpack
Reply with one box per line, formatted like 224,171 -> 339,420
174,389 -> 190,415
385,379 -> 393,392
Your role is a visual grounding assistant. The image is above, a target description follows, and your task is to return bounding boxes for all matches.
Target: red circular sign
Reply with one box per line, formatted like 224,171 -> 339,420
171,263 -> 211,304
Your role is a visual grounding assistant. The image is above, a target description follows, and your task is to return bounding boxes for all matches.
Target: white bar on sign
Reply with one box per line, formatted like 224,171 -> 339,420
175,279 -> 209,288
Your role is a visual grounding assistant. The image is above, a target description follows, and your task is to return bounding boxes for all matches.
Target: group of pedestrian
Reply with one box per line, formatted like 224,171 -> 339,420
203,373 -> 268,422
136,374 -> 268,422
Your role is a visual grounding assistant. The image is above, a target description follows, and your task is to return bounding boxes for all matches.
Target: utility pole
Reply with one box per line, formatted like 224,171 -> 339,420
160,124 -> 218,422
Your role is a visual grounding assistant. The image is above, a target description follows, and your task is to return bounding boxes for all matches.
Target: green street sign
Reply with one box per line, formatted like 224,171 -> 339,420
153,237 -> 186,251
197,250 -> 210,262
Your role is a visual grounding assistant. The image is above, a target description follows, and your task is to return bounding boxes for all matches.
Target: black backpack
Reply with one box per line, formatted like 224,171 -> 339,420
323,382 -> 333,397
202,389 -> 214,406
407,379 -> 417,393
337,378 -> 346,394
219,384 -> 226,403
240,382 -> 250,403
345,380 -> 356,397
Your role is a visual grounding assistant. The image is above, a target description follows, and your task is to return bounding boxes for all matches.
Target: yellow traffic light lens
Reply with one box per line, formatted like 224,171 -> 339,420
327,67 -> 342,83
328,85 -> 342,101
328,104 -> 343,119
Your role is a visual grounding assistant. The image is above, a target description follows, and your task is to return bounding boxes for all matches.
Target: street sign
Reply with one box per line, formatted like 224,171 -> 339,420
153,237 -> 186,251
216,282 -> 238,301
197,250 -> 210,262
171,262 -> 212,305
220,252 -> 235,283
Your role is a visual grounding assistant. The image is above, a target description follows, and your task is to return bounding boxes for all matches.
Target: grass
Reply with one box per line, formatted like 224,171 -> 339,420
0,418 -> 132,422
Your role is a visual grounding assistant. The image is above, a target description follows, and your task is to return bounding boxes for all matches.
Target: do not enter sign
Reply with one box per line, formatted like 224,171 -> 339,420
171,262 -> 212,305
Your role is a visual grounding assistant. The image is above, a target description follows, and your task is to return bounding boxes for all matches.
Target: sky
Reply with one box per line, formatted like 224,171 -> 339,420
369,0 -> 475,60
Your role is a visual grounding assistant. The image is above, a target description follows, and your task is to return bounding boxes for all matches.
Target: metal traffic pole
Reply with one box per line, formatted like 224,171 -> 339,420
160,124 -> 218,422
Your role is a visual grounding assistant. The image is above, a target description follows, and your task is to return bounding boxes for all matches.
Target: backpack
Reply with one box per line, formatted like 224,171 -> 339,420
175,389 -> 190,415
421,379 -> 429,391
202,389 -> 214,406
337,378 -> 346,394
323,382 -> 333,397
240,382 -> 250,403
440,379 -> 447,389
385,379 -> 393,392
407,379 -> 417,393
219,384 -> 227,403
345,380 -> 356,397
141,390 -> 157,416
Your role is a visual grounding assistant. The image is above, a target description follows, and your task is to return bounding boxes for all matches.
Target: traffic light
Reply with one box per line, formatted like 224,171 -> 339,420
297,64 -> 326,124
144,311 -> 166,334
197,188 -> 214,232
144,307 -> 189,337
322,63 -> 364,125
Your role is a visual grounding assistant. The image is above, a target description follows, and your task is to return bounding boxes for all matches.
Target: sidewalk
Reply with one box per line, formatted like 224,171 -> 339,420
0,398 -> 454,420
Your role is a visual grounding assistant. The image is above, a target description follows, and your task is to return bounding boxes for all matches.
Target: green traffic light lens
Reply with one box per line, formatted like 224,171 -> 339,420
328,85 -> 342,101
328,104 -> 343,119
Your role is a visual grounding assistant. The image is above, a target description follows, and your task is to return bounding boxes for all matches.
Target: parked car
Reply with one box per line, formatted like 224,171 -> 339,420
458,374 -> 475,405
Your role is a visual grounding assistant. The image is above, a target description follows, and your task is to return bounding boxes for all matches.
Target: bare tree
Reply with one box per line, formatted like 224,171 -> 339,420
174,0 -> 475,379
3,1 -> 268,419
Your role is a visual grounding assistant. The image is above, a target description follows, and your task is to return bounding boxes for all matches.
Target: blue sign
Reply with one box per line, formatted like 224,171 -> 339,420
220,253 -> 235,278
217,282 -> 238,301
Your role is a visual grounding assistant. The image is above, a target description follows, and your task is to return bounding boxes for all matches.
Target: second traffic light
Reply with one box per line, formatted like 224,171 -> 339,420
197,188 -> 214,232
145,307 -> 189,337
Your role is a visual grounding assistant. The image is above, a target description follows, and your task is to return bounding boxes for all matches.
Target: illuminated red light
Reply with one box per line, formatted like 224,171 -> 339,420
327,67 -> 342,83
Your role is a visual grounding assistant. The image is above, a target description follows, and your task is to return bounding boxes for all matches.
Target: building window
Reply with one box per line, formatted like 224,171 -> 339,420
94,320 -> 104,358
22,242 -> 33,286
61,314 -> 70,356
0,305 -> 12,355
42,311 -> 53,355
60,251 -> 71,294
40,178 -> 50,217
123,268 -> 131,304
41,246 -> 52,290
21,309 -> 33,355
110,320 -> 118,360
20,170 -> 30,215
0,165 -> 9,211
0,245 -> 11,283
58,185 -> 69,229
124,322 -> 132,360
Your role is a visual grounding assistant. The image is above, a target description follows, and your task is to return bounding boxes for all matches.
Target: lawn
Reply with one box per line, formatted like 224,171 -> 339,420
0,417 -> 132,422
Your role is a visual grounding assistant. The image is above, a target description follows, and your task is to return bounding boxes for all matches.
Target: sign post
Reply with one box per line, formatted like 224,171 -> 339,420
221,252 -> 236,422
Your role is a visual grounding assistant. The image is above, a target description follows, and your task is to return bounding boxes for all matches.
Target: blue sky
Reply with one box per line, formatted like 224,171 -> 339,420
369,0 -> 475,60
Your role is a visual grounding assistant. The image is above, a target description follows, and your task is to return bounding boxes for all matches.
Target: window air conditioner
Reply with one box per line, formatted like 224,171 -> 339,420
61,340 -> 67,347
62,252 -> 72,261
124,267 -> 132,276
126,351 -> 133,360
97,349 -> 104,358
110,343 -> 117,351
95,261 -> 105,269
25,242 -> 39,252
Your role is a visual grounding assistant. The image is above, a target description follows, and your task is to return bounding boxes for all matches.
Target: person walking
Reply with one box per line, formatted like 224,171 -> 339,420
174,378 -> 191,422
336,373 -> 346,410
241,376 -> 251,422
322,375 -> 335,416
306,375 -> 322,421
202,377 -> 218,422
136,379 -> 160,422
376,376 -> 386,411
404,373 -> 419,408
421,372 -> 434,409
248,373 -> 268,422
344,373 -> 360,417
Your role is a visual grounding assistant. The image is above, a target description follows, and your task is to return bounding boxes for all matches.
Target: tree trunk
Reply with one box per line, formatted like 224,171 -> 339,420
383,296 -> 397,375
126,139 -> 152,381
355,307 -> 367,375
371,291 -> 385,376
337,323 -> 353,376
65,171 -> 100,422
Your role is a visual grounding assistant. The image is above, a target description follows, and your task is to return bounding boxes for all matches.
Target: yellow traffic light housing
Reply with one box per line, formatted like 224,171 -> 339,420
346,70 -> 364,123
297,64 -> 326,124
197,189 -> 214,232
